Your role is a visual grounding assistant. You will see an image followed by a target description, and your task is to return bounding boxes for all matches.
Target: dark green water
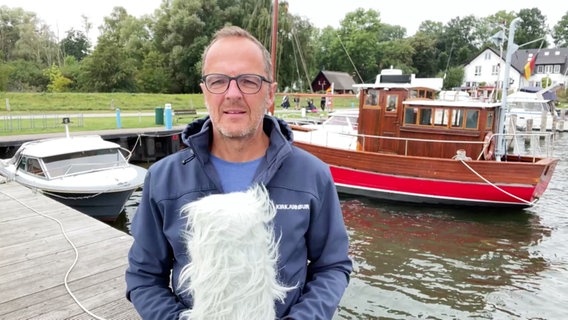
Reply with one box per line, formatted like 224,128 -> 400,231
112,133 -> 568,320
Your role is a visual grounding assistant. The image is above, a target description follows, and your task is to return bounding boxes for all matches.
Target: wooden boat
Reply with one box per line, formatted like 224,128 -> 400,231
291,69 -> 558,208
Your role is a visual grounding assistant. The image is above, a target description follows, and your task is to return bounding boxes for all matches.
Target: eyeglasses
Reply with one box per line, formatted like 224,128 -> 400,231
201,73 -> 272,94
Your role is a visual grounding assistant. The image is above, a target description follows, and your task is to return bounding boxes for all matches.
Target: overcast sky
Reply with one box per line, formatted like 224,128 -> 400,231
0,0 -> 564,42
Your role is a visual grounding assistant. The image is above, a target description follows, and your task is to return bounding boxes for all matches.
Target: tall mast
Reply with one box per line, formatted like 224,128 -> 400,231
269,0 -> 279,115
496,17 -> 521,160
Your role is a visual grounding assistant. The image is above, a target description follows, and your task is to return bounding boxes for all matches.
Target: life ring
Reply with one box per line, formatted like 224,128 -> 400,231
482,132 -> 495,160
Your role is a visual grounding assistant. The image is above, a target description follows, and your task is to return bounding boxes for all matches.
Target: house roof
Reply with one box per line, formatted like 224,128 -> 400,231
467,46 -> 568,76
316,71 -> 356,91
510,48 -> 568,74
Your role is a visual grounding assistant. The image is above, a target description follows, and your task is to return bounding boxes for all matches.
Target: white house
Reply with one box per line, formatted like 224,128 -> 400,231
462,47 -> 568,95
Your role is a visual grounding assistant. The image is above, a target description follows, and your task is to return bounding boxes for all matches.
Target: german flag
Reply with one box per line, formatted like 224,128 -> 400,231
524,54 -> 537,80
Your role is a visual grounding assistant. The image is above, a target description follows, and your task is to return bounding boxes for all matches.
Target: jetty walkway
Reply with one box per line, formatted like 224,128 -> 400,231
0,178 -> 139,319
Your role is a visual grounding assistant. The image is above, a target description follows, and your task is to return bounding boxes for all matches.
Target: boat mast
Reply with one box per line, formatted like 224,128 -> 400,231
496,17 -> 521,160
269,0 -> 279,115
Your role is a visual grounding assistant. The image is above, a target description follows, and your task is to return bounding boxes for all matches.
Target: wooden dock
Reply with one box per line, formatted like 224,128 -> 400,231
0,179 -> 139,319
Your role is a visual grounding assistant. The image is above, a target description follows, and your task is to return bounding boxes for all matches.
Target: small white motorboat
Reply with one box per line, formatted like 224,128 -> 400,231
0,134 -> 147,221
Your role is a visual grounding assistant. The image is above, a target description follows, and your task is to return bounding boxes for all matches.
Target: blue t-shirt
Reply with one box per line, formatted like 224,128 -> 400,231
210,154 -> 263,193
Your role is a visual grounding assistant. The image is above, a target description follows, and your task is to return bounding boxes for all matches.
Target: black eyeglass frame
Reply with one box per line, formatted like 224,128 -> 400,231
201,73 -> 272,94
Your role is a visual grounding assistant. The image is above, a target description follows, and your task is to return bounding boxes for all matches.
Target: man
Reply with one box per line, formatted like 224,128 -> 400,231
125,25 -> 352,319
293,96 -> 300,110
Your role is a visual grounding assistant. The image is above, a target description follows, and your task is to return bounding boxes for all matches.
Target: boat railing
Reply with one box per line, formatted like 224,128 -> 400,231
298,129 -> 555,160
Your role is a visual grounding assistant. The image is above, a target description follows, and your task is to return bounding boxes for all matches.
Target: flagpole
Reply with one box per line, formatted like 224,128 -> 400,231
522,37 -> 545,81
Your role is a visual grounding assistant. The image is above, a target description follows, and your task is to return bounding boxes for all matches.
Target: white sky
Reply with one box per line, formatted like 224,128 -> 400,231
0,0 -> 564,42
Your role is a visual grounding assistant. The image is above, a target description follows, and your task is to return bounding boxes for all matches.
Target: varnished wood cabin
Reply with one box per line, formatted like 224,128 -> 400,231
356,82 -> 502,160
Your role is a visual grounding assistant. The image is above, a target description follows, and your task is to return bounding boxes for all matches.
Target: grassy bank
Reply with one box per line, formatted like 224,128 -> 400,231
0,92 -> 205,113
0,92 -> 357,136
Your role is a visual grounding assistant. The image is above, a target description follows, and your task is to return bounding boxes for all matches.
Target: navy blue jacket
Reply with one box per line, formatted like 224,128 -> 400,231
125,115 -> 352,319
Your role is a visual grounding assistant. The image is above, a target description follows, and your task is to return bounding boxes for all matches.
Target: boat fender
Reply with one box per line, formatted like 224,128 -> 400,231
483,132 -> 495,160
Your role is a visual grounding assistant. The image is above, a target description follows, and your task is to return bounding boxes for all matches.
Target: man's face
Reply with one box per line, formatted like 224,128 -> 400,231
201,36 -> 276,140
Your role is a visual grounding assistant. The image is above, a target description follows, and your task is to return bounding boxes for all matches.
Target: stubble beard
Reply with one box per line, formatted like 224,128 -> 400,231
213,101 -> 267,140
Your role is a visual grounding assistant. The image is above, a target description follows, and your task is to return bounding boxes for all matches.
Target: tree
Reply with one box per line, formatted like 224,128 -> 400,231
43,64 -> 72,92
440,15 -> 480,67
60,29 -> 90,61
326,9 -> 384,83
441,66 -> 464,90
0,62 -> 11,91
376,40 -> 415,74
515,8 -> 549,48
408,33 -> 439,77
80,36 -> 136,92
136,50 -> 172,93
60,56 -> 82,91
552,11 -> 568,47
5,59 -> 48,91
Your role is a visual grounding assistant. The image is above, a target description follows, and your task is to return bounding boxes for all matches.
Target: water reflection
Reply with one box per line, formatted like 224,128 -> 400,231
338,197 -> 551,319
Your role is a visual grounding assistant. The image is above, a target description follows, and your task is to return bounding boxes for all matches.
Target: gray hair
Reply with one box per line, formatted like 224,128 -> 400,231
201,26 -> 273,81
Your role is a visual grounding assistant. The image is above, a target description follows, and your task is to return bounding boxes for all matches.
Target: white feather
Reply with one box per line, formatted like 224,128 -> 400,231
178,184 -> 293,320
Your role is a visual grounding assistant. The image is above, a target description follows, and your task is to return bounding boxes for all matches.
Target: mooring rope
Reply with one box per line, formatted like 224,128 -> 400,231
0,188 -> 108,320
457,159 -> 536,206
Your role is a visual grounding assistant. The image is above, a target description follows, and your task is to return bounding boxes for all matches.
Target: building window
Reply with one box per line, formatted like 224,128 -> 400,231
484,52 -> 491,60
545,65 -> 553,74
491,65 -> 499,76
474,66 -> 481,76
537,65 -> 543,74
554,65 -> 560,73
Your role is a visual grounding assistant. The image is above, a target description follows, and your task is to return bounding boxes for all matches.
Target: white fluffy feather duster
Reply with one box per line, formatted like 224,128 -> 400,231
178,184 -> 293,320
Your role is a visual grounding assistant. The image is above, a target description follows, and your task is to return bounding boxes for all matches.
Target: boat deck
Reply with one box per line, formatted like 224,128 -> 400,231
0,178 -> 139,319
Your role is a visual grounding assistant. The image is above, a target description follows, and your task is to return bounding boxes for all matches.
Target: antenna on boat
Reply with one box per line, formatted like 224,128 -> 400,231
496,17 -> 522,161
62,117 -> 71,138
336,34 -> 364,83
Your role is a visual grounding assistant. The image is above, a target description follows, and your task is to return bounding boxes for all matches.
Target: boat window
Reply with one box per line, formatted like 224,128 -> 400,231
404,106 -> 481,130
486,111 -> 494,129
404,107 -> 417,124
465,110 -> 479,129
26,158 -> 45,176
42,148 -> 127,178
434,109 -> 449,126
451,109 -> 464,128
365,89 -> 379,106
409,88 -> 434,99
386,95 -> 397,112
419,108 -> 432,125
18,157 -> 27,171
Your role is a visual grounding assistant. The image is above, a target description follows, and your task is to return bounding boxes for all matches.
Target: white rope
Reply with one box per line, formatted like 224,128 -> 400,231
0,188 -> 108,320
457,159 -> 536,206
123,134 -> 142,162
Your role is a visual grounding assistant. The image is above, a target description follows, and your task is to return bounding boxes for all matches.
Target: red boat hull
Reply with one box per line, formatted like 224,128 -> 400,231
295,141 -> 557,208
332,166 -> 536,207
